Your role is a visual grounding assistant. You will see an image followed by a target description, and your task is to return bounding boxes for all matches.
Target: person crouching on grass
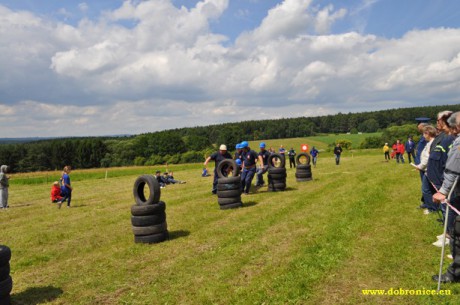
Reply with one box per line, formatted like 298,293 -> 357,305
50,181 -> 64,208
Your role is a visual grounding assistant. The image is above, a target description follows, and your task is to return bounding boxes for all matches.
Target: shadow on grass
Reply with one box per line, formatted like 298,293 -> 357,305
12,286 -> 63,305
168,230 -> 190,241
242,201 -> 258,208
69,204 -> 88,208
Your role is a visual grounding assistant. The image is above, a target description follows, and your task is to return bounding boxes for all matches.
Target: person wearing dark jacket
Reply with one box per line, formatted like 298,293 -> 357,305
204,144 -> 232,194
288,148 -> 296,168
405,136 -> 416,163
240,141 -> 263,194
333,144 -> 343,165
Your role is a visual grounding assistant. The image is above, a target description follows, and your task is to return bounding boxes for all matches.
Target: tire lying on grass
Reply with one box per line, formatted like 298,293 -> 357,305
0,246 -> 11,267
0,276 -> 12,299
131,201 -> 166,216
133,175 -> 161,205
267,165 -> 287,192
132,222 -> 168,236
0,264 -> 9,282
216,166 -> 242,209
134,231 -> 169,244
131,213 -> 166,227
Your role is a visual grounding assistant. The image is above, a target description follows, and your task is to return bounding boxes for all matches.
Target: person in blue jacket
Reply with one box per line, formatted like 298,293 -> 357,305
310,146 -> 319,167
405,136 -> 416,163
240,141 -> 263,194
60,166 -> 73,207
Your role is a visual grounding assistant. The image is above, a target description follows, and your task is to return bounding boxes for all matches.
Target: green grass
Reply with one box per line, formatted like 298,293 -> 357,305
2,152 -> 459,304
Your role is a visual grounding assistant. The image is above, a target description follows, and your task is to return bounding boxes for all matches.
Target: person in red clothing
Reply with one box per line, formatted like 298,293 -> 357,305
391,142 -> 397,159
50,181 -> 64,208
395,139 -> 406,163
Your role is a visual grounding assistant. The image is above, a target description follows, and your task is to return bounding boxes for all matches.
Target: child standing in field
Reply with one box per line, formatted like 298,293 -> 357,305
0,165 -> 9,209
60,166 -> 73,207
50,181 -> 64,208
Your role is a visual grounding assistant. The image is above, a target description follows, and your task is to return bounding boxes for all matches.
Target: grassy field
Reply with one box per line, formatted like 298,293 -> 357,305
2,148 -> 460,304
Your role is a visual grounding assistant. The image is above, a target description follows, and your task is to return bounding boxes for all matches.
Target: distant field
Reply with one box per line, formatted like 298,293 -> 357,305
1,150 -> 457,304
249,132 -> 381,152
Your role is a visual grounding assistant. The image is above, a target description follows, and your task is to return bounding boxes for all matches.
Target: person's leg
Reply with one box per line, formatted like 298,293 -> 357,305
241,169 -> 248,193
67,192 -> 72,207
0,188 -> 5,208
422,176 -> 437,212
212,171 -> 218,194
446,215 -> 460,279
244,168 -> 256,194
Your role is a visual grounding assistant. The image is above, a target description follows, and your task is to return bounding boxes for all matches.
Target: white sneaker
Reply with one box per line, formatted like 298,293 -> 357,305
437,234 -> 446,240
423,209 -> 431,215
448,254 -> 453,260
433,238 -> 450,247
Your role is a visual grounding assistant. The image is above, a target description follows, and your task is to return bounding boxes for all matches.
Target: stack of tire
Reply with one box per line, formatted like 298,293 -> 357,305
0,245 -> 12,305
131,175 -> 169,244
216,159 -> 243,209
267,153 -> 287,191
295,153 -> 312,181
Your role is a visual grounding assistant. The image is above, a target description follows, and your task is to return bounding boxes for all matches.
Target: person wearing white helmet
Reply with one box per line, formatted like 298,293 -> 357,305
204,144 -> 232,194
256,142 -> 270,186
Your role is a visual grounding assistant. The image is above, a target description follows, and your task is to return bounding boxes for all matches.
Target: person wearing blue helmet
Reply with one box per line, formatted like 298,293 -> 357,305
256,142 -> 270,186
240,141 -> 263,194
234,143 -> 243,164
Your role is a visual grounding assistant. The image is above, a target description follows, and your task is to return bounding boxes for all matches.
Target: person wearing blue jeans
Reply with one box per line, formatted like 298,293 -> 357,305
240,141 -> 263,194
333,143 -> 342,165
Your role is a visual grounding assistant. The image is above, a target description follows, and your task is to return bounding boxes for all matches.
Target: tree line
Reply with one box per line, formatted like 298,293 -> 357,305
1,104 -> 459,172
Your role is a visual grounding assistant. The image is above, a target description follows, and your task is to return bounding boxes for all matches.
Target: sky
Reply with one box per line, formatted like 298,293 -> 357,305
1,0 -> 460,137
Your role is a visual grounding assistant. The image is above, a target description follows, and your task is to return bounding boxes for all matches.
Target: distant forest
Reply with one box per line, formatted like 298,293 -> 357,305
1,104 -> 459,172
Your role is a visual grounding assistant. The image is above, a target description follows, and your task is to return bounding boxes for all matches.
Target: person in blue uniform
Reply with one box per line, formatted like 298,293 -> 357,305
405,136 -> 416,163
256,142 -> 270,186
288,147 -> 296,168
310,146 -> 319,167
234,143 -> 243,164
240,141 -> 263,194
204,144 -> 232,194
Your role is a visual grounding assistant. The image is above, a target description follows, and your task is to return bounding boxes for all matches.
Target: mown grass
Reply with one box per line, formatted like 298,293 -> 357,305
1,152 -> 459,304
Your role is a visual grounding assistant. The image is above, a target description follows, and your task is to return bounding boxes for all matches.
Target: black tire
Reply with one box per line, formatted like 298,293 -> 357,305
133,175 -> 160,205
218,196 -> 241,205
0,276 -> 12,298
217,189 -> 242,198
268,182 -> 286,189
131,213 -> 166,226
297,178 -> 312,182
218,176 -> 241,184
220,202 -> 242,210
295,173 -> 311,179
134,231 -> 169,244
296,164 -> 311,170
132,222 -> 167,236
217,183 -> 241,191
131,201 -> 166,216
268,187 -> 286,192
0,294 -> 10,305
0,264 -> 9,282
268,153 -> 285,168
268,167 -> 286,175
0,246 -> 11,267
296,153 -> 311,165
216,159 -> 239,178
267,173 -> 286,180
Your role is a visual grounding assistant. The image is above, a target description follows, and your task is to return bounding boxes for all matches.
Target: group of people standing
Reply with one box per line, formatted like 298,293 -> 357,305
383,138 -> 416,163
403,112 -> 460,283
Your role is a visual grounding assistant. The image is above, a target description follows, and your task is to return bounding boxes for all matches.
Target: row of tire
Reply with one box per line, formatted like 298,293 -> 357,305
0,245 -> 12,305
295,153 -> 313,181
132,175 -> 169,244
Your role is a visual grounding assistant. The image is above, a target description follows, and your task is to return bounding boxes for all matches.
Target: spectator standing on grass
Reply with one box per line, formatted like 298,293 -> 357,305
0,165 -> 9,209
414,125 -> 437,215
383,143 -> 390,161
279,145 -> 286,158
432,111 -> 460,283
405,136 -> 416,163
204,144 -> 232,194
333,143 -> 343,165
415,120 -> 430,209
395,139 -> 405,163
240,141 -> 262,195
256,142 -> 270,186
288,147 -> 296,168
60,166 -> 73,208
310,146 -> 319,167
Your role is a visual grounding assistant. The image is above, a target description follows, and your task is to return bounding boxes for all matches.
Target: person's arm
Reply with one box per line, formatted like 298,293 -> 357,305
258,155 -> 264,167
204,156 -> 211,166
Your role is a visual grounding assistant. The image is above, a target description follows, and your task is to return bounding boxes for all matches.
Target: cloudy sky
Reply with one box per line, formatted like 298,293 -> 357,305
1,0 -> 460,137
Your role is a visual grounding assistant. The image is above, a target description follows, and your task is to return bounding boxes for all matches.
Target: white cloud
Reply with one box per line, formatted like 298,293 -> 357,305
1,1 -> 460,137
78,3 -> 89,13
